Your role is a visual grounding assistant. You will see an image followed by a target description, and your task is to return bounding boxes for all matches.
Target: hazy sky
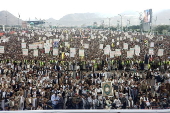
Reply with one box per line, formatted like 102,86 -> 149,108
0,0 -> 169,20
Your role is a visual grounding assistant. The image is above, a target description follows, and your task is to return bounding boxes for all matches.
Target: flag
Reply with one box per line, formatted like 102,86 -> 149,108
18,13 -> 20,18
62,52 -> 65,59
102,82 -> 113,96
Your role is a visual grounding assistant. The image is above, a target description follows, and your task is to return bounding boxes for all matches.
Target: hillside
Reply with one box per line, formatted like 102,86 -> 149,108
59,13 -> 102,21
1,9 -> 170,27
0,10 -> 22,25
154,9 -> 170,25
54,12 -> 140,27
53,10 -> 170,26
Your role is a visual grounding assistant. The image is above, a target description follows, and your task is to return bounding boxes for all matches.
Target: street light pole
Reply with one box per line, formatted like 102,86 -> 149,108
137,12 -> 143,39
103,20 -> 104,30
18,13 -> 20,30
118,14 -> 122,32
153,16 -> 157,35
5,11 -> 7,26
117,20 -> 120,31
127,19 -> 130,31
155,16 -> 157,26
101,20 -> 104,30
108,18 -> 111,30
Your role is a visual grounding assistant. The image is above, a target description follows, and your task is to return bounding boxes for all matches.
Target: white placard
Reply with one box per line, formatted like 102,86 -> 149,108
70,48 -> 76,57
158,49 -> 164,56
65,53 -> 70,56
38,44 -> 43,49
130,38 -> 133,41
46,40 -> 50,44
149,48 -> 154,55
22,39 -> 25,42
110,51 -> 115,58
123,43 -> 128,49
31,33 -> 34,36
65,42 -> 70,47
22,49 -> 28,56
99,44 -> 103,49
80,40 -> 83,45
91,35 -> 94,39
21,43 -> 26,48
53,48 -> 58,56
28,34 -> 30,38
0,46 -> 4,53
45,47 -> 50,53
106,45 -> 111,50
136,39 -> 139,42
115,49 -> 121,56
45,32 -> 53,37
33,49 -> 38,56
127,51 -> 133,58
104,47 -> 110,55
43,37 -> 46,40
130,48 -> 135,55
29,44 -> 37,49
50,39 -> 53,43
135,45 -> 140,56
49,43 -> 52,47
150,42 -> 154,47
84,44 -> 89,49
39,37 -> 42,40
54,39 -> 60,42
79,49 -> 84,57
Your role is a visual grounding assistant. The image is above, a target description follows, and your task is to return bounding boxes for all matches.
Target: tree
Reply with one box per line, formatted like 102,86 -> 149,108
128,25 -> 140,30
110,26 -> 117,31
93,22 -> 97,28
154,25 -> 170,34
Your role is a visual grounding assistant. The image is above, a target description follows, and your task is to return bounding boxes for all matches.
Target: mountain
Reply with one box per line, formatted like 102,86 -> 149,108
1,10 -> 170,27
59,13 -> 102,21
153,9 -> 170,25
120,10 -> 139,16
53,9 -> 170,27
45,18 -> 59,26
0,10 -> 22,25
46,12 -> 140,27
57,13 -> 104,26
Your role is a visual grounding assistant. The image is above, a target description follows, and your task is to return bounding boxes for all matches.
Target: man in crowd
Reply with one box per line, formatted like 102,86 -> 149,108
0,28 -> 169,111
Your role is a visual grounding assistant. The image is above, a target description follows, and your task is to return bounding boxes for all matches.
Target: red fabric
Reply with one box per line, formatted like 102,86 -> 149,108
10,31 -> 15,34
0,33 -> 4,36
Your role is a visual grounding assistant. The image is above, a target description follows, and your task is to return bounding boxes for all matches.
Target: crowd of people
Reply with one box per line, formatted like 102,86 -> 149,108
0,28 -> 170,111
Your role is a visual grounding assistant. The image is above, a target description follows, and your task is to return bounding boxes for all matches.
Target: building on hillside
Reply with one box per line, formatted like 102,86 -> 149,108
26,20 -> 45,26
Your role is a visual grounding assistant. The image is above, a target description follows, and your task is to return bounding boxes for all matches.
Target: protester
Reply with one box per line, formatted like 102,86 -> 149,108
0,28 -> 169,111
